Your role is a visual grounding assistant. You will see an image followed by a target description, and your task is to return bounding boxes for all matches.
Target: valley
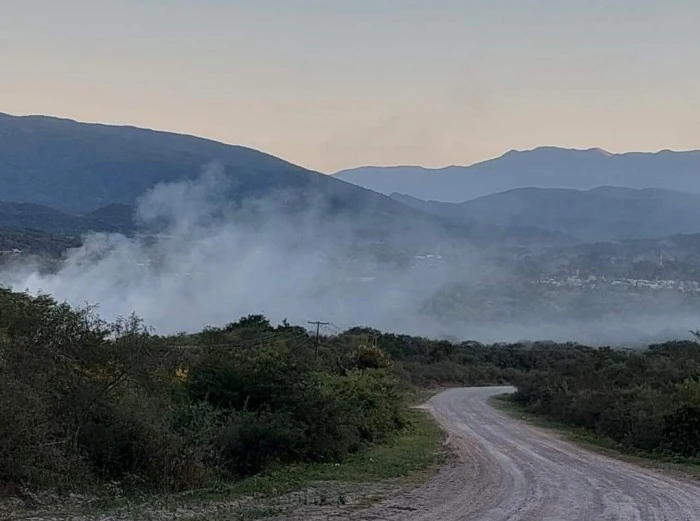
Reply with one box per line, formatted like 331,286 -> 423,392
2,116 -> 700,518
3,115 -> 700,346
5,4 -> 700,519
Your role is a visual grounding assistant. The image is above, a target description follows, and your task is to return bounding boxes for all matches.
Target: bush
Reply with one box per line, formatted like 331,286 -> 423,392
78,392 -> 218,490
215,411 -> 308,476
512,342 -> 700,459
187,345 -> 406,477
0,290 -> 211,491
186,346 -> 310,412
351,345 -> 391,370
663,405 -> 700,458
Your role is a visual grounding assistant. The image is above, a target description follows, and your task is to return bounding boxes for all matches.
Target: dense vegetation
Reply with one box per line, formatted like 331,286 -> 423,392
350,328 -> 700,461
511,342 -> 700,459
0,291 -> 404,493
0,227 -> 80,258
2,287 -> 699,498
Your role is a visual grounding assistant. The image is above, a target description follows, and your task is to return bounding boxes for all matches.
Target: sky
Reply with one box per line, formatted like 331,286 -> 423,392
2,0 -> 699,172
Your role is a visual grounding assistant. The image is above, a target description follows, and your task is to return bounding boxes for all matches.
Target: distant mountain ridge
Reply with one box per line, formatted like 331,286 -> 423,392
0,113 -> 569,249
0,112 -> 310,213
0,112 -> 422,220
0,113 -> 461,242
8,114 -> 698,248
391,186 -> 700,241
335,147 -> 700,202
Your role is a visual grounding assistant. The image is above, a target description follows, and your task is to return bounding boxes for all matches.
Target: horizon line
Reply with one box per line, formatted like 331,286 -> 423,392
3,111 -> 700,175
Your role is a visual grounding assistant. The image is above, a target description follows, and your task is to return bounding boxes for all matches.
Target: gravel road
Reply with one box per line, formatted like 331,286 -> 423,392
309,386 -> 700,521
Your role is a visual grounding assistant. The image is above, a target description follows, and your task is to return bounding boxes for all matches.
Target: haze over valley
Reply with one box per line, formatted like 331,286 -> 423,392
6,3 -> 700,518
2,113 -> 700,346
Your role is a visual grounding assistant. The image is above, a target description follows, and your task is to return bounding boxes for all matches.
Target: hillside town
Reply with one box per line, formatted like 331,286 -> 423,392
535,274 -> 700,293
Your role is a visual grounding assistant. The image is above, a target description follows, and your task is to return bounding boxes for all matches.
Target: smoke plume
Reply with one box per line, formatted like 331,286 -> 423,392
3,165 -> 699,346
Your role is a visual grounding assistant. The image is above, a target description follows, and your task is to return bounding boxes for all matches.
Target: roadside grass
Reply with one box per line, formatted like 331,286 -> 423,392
75,408 -> 446,520
492,393 -> 700,480
405,386 -> 447,406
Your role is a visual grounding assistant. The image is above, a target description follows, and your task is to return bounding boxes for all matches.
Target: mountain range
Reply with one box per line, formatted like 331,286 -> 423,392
0,113 -> 464,244
335,147 -> 700,203
3,113 -> 700,250
0,112 -> 385,215
1,113 -> 563,250
391,186 -> 700,242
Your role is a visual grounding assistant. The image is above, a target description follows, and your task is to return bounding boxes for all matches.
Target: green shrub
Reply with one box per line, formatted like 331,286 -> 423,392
663,404 -> 700,458
215,411 -> 308,476
78,391 -> 217,491
512,343 -> 700,459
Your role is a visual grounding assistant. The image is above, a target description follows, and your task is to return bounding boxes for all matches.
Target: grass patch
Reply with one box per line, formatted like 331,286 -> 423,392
492,393 -> 700,480
75,408 -> 445,520
404,386 -> 446,406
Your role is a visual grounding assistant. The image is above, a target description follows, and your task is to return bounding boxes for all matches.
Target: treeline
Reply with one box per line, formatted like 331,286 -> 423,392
0,291 -> 404,492
341,327 -> 586,388
511,342 -> 700,459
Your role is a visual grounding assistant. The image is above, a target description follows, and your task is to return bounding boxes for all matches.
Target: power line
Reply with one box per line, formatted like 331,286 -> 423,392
308,320 -> 329,359
320,324 -> 338,336
165,331 -> 298,350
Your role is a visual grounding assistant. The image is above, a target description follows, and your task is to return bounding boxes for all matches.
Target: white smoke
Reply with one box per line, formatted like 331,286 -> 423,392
2,165 -> 452,334
2,164 -> 699,346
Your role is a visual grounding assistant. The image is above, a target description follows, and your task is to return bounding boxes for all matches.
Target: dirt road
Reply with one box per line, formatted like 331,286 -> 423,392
308,386 -> 700,520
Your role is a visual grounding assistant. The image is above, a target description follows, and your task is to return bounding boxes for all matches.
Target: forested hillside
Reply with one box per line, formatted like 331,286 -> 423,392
0,228 -> 80,257
0,113 -> 313,213
0,113 -> 437,231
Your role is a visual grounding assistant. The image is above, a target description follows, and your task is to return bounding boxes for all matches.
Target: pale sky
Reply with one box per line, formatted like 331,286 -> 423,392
2,0 -> 699,172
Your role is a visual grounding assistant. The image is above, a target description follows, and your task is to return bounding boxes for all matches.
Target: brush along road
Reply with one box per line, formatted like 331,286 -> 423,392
299,386 -> 700,520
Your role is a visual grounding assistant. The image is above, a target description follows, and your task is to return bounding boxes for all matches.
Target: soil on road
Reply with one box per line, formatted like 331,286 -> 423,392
293,386 -> 700,520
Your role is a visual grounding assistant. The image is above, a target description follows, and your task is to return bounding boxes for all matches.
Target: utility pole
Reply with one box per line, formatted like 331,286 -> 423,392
308,321 -> 329,360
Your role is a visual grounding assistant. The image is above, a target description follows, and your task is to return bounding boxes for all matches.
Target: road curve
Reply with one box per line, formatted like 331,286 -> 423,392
342,386 -> 700,521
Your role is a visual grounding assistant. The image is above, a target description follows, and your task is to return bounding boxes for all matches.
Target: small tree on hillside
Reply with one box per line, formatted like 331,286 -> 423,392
351,344 -> 391,370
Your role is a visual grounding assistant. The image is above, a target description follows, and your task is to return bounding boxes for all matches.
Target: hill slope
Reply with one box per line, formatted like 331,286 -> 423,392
0,113 -> 463,246
0,113 -> 418,221
336,147 -> 700,202
0,113 -> 328,213
391,186 -> 700,241
0,201 -> 132,235
0,227 -> 80,257
0,114 -> 576,249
